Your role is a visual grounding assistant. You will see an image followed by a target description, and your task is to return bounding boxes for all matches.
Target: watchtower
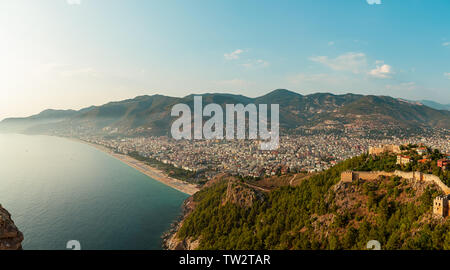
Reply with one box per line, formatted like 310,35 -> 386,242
341,171 -> 355,183
433,195 -> 449,218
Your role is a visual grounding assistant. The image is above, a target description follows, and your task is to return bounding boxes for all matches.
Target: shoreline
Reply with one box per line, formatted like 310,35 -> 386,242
71,138 -> 200,196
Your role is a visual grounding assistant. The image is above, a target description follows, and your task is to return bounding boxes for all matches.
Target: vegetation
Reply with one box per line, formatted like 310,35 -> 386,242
3,91 -> 450,136
397,147 -> 449,186
177,153 -> 450,250
128,151 -> 204,184
358,149 -> 449,186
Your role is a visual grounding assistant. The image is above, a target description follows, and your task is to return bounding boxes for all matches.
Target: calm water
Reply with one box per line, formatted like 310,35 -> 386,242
0,133 -> 189,250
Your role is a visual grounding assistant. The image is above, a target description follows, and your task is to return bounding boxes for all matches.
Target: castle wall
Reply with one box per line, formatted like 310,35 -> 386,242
340,169 -> 450,218
392,170 -> 415,180
340,170 -> 450,195
355,171 -> 392,181
422,174 -> 450,195
369,148 -> 384,156
341,171 -> 354,183
369,145 -> 401,156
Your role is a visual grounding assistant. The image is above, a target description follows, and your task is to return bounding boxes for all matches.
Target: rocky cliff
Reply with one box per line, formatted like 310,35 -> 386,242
163,174 -> 265,250
162,197 -> 198,250
221,180 -> 264,208
0,205 -> 23,250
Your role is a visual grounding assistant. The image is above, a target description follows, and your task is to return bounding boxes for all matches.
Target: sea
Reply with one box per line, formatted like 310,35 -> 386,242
0,133 -> 188,250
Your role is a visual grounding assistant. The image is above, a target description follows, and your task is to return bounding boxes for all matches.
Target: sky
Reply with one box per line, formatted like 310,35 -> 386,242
0,0 -> 449,120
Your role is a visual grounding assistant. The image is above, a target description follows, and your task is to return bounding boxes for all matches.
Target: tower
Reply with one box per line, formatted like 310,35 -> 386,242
341,171 -> 355,183
433,195 -> 449,218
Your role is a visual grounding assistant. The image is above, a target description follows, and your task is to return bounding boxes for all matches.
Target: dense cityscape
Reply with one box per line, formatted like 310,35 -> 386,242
81,130 -> 450,181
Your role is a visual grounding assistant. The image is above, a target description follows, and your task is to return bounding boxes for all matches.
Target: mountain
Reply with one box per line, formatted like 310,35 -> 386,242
0,109 -> 80,133
1,90 -> 449,137
417,100 -> 450,111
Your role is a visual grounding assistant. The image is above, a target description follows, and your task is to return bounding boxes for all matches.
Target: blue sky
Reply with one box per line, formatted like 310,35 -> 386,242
0,0 -> 449,119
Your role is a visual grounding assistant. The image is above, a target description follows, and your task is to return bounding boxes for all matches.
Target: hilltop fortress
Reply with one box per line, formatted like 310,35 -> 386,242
368,145 -> 401,155
341,170 -> 450,218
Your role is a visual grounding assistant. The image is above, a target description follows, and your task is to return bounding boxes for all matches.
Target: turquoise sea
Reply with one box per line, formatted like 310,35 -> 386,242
0,133 -> 189,250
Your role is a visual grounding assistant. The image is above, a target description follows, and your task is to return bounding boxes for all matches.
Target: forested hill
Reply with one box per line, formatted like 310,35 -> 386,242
1,90 -> 450,136
168,151 -> 450,250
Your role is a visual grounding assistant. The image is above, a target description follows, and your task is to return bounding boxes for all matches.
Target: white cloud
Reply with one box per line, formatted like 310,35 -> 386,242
59,67 -> 96,77
443,42 -> 450,47
67,0 -> 82,5
310,52 -> 367,73
242,59 -> 269,69
445,72 -> 450,79
286,72 -> 371,94
215,79 -> 253,88
288,73 -> 345,85
224,49 -> 244,60
386,82 -> 417,91
328,41 -> 335,46
310,53 -> 395,79
367,0 -> 381,5
257,59 -> 269,66
38,63 -> 96,78
369,64 -> 393,78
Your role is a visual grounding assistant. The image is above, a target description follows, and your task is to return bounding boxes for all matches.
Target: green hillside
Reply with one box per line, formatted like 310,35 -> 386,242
1,90 -> 450,136
174,152 -> 450,250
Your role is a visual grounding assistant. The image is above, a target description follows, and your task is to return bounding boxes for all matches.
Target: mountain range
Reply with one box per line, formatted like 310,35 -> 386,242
416,100 -> 450,111
1,89 -> 449,137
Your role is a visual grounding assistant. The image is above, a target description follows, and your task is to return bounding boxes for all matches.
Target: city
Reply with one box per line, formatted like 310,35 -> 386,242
80,131 -> 450,181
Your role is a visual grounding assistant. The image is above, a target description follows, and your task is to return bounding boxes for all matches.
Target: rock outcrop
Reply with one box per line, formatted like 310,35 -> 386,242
163,174 -> 265,250
0,205 -> 23,250
222,181 -> 264,208
162,197 -> 197,250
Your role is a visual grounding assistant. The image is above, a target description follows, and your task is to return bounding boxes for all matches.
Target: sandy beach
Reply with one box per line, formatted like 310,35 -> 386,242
72,139 -> 200,195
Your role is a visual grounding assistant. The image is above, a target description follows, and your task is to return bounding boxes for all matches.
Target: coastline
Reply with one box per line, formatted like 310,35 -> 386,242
71,138 -> 200,196
161,196 -> 195,250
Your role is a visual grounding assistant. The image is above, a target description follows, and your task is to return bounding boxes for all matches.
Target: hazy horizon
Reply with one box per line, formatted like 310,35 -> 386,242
1,0 -> 449,120
2,88 -> 449,121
